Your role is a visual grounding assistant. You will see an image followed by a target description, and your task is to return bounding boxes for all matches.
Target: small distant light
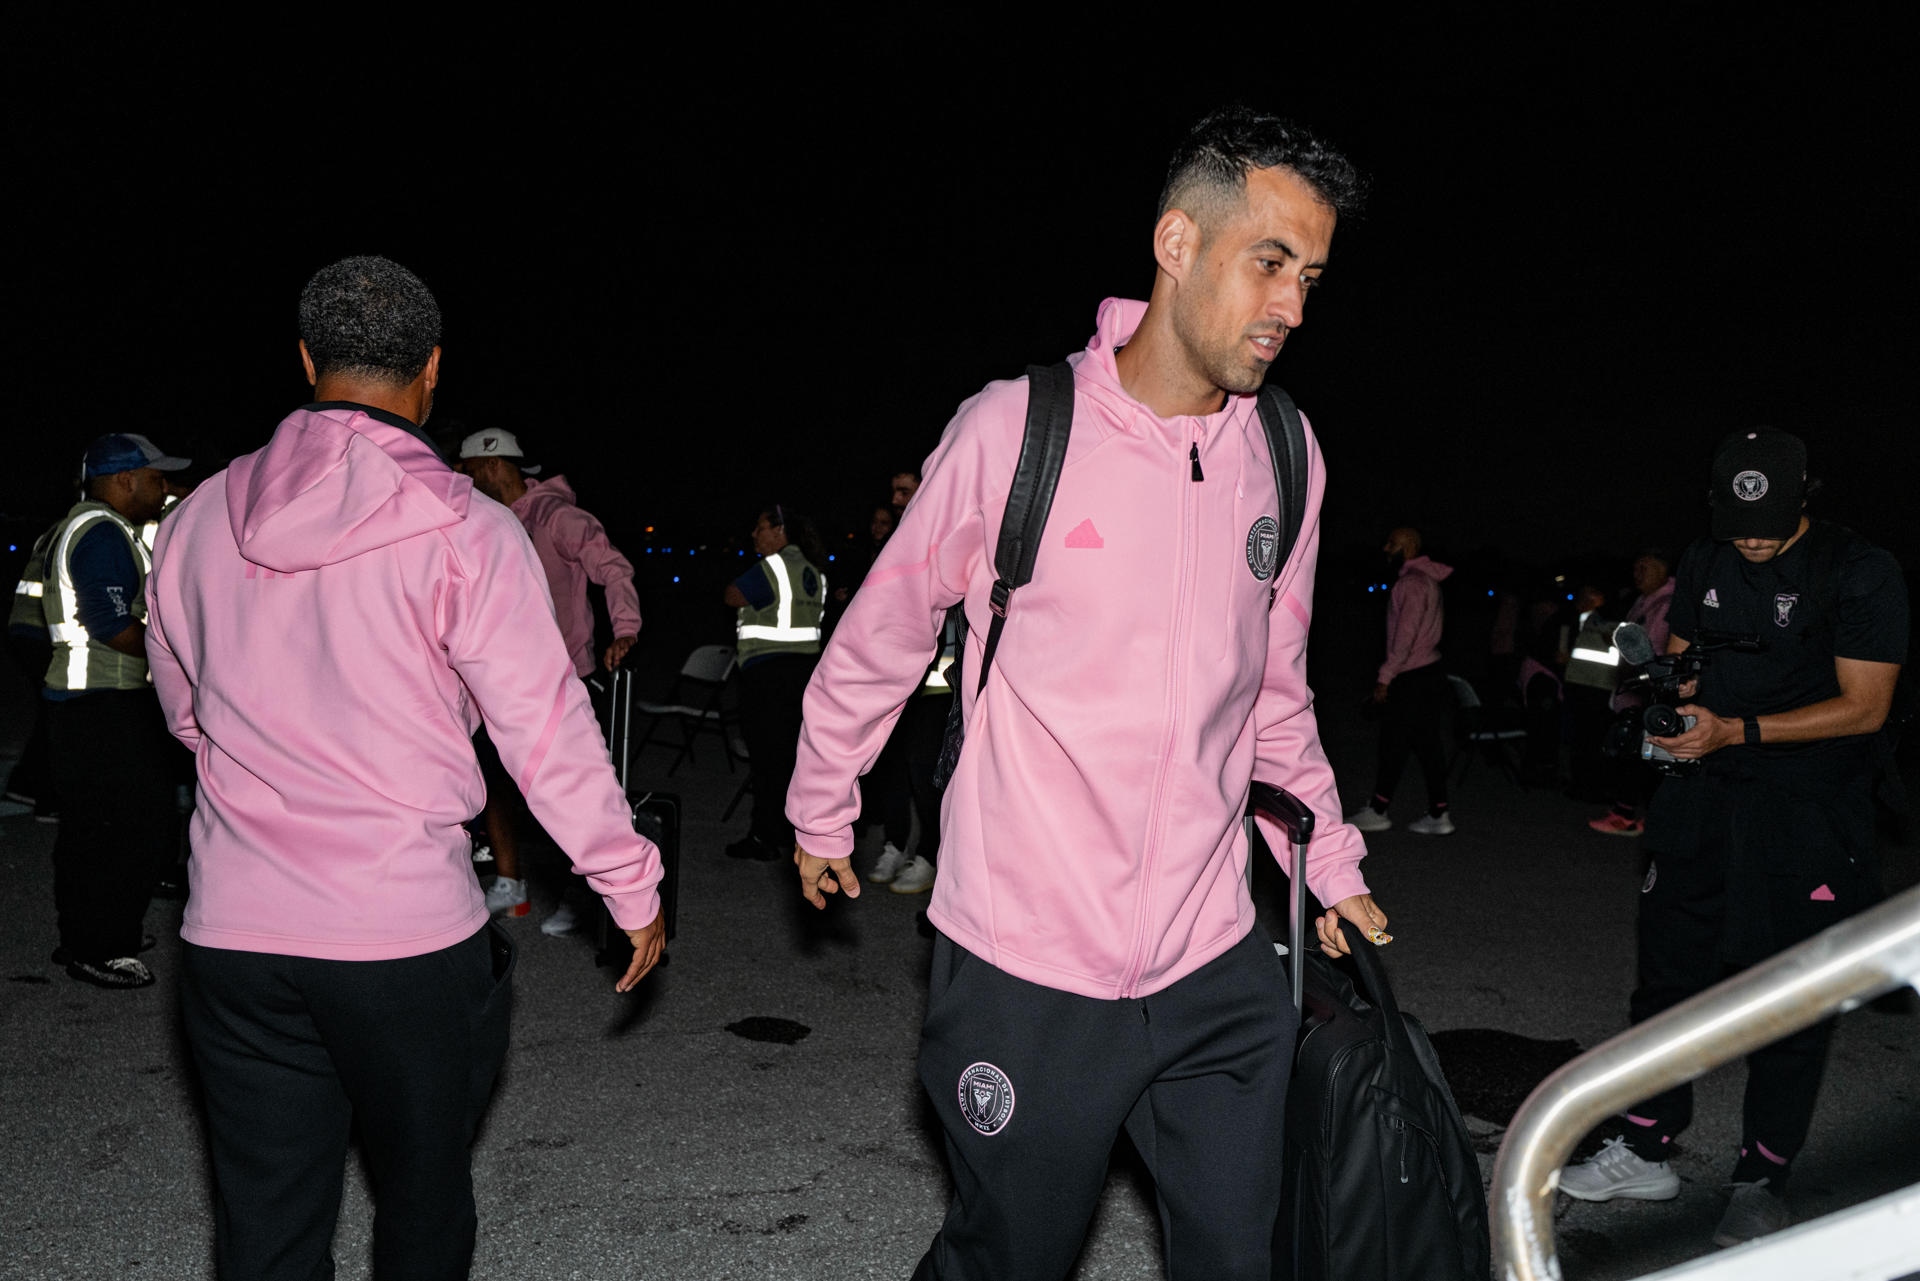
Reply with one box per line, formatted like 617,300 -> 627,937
1553,574 -> 1565,582
645,526 -> 655,533
673,576 -> 681,584
738,550 -> 745,557
688,549 -> 695,555
1487,590 -> 1494,597
6,544 -> 14,552
664,547 -> 672,554
1566,593 -> 1574,602
645,548 -> 652,555
827,555 -> 836,562
1367,585 -> 1375,593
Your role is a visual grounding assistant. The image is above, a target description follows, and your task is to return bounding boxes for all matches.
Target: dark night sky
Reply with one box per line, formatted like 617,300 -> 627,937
9,10 -> 1917,588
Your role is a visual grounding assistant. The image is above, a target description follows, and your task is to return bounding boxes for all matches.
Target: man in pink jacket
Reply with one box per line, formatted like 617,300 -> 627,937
457,428 -> 643,922
1350,526 -> 1457,835
145,256 -> 663,1279
788,109 -> 1387,1281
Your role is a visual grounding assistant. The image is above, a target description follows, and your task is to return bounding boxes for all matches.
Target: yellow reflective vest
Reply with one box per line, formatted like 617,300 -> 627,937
735,544 -> 826,664
41,500 -> 152,693
9,522 -> 57,637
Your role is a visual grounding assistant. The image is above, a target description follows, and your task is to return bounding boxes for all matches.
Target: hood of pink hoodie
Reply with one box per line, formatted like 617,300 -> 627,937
1400,554 -> 1453,583
509,474 -> 577,521
1070,298 -> 1261,443
226,406 -> 471,573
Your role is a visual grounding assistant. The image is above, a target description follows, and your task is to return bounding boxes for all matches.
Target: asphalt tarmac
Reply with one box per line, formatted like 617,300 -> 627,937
3,671 -> 1916,1280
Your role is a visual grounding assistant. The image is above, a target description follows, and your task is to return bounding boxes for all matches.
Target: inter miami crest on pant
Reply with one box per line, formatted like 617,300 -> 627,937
957,1062 -> 1015,1136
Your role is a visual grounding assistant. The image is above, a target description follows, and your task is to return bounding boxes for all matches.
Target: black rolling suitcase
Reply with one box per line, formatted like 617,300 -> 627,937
593,665 -> 680,971
1247,782 -> 1489,1281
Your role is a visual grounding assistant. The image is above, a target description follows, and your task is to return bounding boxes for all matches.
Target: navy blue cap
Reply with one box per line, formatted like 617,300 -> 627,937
83,433 -> 192,480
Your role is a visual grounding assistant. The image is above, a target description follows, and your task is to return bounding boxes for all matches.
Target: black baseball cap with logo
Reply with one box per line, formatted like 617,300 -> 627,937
1709,427 -> 1806,541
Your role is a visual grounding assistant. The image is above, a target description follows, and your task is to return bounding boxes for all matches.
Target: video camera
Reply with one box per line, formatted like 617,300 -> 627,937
1605,622 -> 1762,775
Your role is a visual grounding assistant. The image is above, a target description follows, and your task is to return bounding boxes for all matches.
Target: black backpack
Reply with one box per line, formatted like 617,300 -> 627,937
933,360 -> 1311,786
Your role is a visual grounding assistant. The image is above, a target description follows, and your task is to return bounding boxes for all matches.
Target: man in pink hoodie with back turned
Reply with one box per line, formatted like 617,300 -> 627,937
456,428 -> 643,925
787,109 -> 1388,1281
1349,526 -> 1457,835
145,256 -> 663,1279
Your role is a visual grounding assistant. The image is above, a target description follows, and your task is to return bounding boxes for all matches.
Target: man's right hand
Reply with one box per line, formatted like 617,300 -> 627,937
795,843 -> 859,910
616,911 -> 666,992
1317,894 -> 1390,956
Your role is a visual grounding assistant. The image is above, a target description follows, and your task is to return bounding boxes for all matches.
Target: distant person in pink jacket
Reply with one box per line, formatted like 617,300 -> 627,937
145,256 -> 663,1280
1349,527 -> 1457,835
787,108 -> 1386,1281
457,429 -> 642,925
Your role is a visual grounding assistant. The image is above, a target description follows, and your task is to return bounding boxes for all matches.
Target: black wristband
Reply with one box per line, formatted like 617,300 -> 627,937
1743,717 -> 1762,746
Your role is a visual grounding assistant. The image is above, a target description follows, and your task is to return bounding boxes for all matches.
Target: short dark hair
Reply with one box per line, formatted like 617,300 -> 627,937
1157,106 -> 1368,230
298,255 -> 442,386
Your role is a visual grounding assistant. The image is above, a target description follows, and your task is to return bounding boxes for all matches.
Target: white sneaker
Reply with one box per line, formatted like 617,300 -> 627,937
1559,1137 -> 1680,1202
1408,812 -> 1456,836
1348,807 -> 1392,832
869,841 -> 910,884
540,902 -> 580,936
890,854 -> 935,895
485,876 -> 530,918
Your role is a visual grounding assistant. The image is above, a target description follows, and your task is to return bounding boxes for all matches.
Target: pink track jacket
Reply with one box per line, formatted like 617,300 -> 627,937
146,405 -> 661,961
788,300 -> 1370,1000
1376,555 -> 1453,685
509,475 -> 642,678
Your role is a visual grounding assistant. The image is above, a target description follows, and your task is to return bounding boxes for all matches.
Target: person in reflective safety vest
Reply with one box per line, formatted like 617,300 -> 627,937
723,504 -> 825,862
43,432 -> 190,989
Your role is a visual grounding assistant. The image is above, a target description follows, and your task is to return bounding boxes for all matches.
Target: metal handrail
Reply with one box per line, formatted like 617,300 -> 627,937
1490,882 -> 1920,1281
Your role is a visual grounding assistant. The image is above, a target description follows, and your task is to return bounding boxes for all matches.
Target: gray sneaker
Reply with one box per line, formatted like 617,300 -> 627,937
869,842 -> 910,884
1712,1179 -> 1789,1248
1347,807 -> 1392,833
1408,812 -> 1456,836
889,854 -> 935,895
484,876 -> 529,918
1559,1136 -> 1680,1202
66,956 -> 156,990
540,902 -> 581,937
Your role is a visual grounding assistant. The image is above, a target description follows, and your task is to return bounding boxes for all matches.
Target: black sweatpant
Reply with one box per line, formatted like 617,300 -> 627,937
913,928 -> 1294,1281
1372,662 -> 1450,812
1624,764 -> 1877,1178
904,692 -> 952,866
181,925 -> 514,1281
48,688 -> 175,961
738,652 -> 816,849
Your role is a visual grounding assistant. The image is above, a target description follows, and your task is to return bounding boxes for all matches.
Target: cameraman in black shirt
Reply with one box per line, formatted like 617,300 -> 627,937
1559,427 -> 1907,1247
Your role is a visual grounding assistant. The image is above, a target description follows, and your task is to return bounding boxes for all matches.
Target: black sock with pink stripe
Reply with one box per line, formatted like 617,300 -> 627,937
1622,1112 -> 1673,1162
1731,1139 -> 1792,1192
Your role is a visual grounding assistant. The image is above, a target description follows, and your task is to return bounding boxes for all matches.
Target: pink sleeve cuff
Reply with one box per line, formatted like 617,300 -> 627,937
794,826 -> 855,861
597,886 -> 661,932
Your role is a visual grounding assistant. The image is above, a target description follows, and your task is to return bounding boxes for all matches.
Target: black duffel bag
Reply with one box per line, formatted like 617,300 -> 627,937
1248,782 -> 1489,1281
1277,919 -> 1490,1280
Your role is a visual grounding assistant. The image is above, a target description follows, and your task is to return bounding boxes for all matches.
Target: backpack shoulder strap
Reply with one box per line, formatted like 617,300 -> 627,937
1254,383 -> 1310,607
975,360 -> 1075,693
